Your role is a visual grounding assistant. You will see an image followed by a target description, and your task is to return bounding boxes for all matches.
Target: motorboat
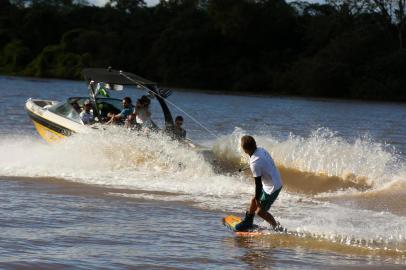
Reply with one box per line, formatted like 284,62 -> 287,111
25,68 -> 177,143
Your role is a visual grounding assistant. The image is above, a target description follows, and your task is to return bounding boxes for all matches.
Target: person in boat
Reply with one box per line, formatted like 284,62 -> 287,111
106,96 -> 134,124
127,95 -> 157,131
173,115 -> 186,140
80,100 -> 94,125
235,135 -> 283,231
135,95 -> 152,126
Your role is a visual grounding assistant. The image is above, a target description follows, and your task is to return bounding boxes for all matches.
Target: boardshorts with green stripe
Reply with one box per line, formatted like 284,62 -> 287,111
259,187 -> 282,212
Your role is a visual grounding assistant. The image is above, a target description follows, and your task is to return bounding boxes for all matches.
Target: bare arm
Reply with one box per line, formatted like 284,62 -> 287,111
254,176 -> 262,201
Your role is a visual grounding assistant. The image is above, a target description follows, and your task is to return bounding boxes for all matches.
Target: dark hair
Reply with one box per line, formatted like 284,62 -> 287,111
175,116 -> 183,121
139,95 -> 150,106
241,135 -> 257,153
123,97 -> 132,104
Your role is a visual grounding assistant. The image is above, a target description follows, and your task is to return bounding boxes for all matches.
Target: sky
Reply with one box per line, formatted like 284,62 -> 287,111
89,0 -> 323,7
90,0 -> 160,6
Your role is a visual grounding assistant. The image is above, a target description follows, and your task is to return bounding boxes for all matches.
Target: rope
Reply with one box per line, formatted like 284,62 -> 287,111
119,71 -> 220,139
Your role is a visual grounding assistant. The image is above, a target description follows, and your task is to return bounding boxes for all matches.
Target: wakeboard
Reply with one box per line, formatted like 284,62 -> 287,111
222,215 -> 267,236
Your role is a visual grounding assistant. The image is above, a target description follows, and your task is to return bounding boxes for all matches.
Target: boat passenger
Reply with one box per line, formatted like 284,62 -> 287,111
106,96 -> 134,124
129,95 -> 157,131
80,100 -> 94,125
135,96 -> 151,123
173,115 -> 186,140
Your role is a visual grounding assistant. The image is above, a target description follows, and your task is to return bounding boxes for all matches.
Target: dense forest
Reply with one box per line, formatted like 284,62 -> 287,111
0,0 -> 405,101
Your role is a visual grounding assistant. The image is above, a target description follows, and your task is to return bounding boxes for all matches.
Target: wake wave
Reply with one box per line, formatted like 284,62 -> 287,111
0,128 -> 406,252
0,130 -> 250,199
2,127 -> 404,193
212,127 -> 405,194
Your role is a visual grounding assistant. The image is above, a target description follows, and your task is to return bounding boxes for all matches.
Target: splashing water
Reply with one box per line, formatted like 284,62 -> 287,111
0,126 -> 405,253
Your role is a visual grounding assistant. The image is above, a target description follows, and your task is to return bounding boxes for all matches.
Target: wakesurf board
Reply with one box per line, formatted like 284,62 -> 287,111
222,215 -> 267,236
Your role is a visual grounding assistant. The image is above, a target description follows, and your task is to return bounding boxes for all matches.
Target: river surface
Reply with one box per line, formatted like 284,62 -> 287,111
0,75 -> 405,269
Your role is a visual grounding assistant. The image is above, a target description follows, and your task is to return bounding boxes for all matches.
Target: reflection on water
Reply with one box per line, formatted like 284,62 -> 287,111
229,234 -> 406,269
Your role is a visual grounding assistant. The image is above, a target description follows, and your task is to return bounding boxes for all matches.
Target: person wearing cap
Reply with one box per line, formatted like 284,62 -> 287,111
80,100 -> 94,125
235,135 -> 283,232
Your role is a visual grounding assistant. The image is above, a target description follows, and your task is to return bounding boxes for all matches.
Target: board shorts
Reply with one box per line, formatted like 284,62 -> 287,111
259,187 -> 282,212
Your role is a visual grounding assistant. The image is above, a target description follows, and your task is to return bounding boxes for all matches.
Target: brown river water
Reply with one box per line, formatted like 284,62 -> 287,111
0,75 -> 405,269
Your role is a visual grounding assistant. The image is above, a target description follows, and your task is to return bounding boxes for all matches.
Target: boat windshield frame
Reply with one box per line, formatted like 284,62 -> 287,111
82,68 -> 175,133
47,99 -> 82,124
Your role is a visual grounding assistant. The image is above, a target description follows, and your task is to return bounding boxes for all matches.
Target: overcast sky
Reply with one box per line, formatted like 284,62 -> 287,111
89,0 -> 160,6
89,0 -> 322,7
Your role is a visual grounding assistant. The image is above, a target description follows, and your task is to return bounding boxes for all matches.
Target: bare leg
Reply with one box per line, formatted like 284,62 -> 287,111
248,197 -> 258,215
248,197 -> 278,228
257,209 -> 277,228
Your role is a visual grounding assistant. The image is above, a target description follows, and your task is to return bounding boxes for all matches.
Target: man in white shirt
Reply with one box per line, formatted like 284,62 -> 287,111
80,100 -> 94,125
236,135 -> 283,231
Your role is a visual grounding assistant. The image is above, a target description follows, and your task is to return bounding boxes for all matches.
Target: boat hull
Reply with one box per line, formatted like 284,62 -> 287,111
25,99 -> 86,143
31,119 -> 67,143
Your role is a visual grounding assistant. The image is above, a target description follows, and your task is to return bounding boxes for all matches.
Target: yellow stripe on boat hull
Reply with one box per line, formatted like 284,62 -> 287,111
32,120 -> 66,143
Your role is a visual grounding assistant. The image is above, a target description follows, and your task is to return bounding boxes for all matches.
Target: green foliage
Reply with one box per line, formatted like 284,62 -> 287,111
0,0 -> 405,101
24,43 -> 87,78
0,39 -> 31,73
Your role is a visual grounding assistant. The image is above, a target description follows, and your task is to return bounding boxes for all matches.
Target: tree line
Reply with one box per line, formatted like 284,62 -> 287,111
0,0 -> 405,101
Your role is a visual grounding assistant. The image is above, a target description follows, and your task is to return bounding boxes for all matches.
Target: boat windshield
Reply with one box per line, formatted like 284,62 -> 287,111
49,97 -> 124,123
48,100 -> 81,123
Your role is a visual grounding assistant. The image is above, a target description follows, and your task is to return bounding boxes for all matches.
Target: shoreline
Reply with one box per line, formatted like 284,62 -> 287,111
1,73 -> 405,105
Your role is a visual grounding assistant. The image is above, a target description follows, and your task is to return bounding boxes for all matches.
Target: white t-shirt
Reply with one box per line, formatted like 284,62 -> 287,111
135,108 -> 150,124
249,147 -> 283,194
80,110 -> 94,124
